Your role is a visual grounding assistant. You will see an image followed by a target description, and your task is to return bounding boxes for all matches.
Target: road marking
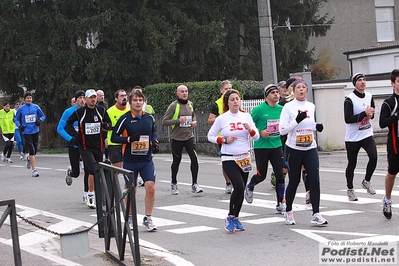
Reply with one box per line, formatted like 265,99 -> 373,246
244,217 -> 285,224
157,204 -> 256,219
165,226 -> 218,234
320,209 -> 363,216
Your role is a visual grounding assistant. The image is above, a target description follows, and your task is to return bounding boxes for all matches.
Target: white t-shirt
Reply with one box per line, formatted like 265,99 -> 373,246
345,92 -> 373,142
208,110 -> 259,161
279,99 -> 318,150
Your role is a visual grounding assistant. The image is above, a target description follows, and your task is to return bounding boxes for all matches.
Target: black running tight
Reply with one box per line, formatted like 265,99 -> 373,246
345,136 -> 377,189
170,137 -> 199,184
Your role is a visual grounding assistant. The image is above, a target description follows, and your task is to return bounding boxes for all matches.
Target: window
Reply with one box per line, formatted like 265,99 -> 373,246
375,7 -> 395,42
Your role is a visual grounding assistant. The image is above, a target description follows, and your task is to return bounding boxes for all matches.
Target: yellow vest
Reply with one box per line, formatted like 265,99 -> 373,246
106,105 -> 129,146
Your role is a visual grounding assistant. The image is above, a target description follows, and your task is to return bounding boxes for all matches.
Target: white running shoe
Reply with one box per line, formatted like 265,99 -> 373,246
244,184 -> 253,204
32,170 -> 39,177
275,202 -> 286,214
347,188 -> 358,201
361,179 -> 376,195
6,158 -> 13,163
137,176 -> 144,187
225,183 -> 233,194
285,210 -> 295,225
128,215 -> 134,230
65,166 -> 73,186
85,193 -> 96,209
1,153 -> 5,162
142,216 -> 157,232
171,183 -> 179,195
79,160 -> 84,170
311,212 -> 328,226
191,183 -> 203,194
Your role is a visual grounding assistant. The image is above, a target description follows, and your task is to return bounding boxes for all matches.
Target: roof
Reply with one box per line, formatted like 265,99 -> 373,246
343,40 -> 399,55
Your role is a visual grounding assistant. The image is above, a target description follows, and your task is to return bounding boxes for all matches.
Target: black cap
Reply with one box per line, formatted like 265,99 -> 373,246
74,90 -> 85,100
286,78 -> 296,89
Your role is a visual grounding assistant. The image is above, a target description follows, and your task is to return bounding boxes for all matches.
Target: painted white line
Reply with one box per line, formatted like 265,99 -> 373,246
320,209 -> 363,216
313,193 -> 381,204
165,226 -> 218,234
140,239 -> 195,266
220,199 -> 313,212
157,204 -> 256,219
244,217 -> 285,224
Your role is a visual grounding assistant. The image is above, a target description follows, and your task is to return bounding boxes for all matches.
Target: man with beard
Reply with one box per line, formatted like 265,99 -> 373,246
107,89 -> 129,168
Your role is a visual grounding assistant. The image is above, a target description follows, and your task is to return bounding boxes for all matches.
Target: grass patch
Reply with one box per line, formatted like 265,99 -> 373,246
41,148 -> 68,154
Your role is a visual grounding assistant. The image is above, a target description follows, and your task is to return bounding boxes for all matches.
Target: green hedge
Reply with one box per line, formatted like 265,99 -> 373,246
144,80 -> 264,113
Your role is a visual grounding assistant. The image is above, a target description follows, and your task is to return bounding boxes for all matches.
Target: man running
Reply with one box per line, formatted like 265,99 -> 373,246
162,85 -> 203,195
111,89 -> 159,231
344,73 -> 377,201
67,89 -> 112,209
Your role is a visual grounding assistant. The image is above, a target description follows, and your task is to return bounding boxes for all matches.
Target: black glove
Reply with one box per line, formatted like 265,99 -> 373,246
70,137 -> 79,146
316,123 -> 324,132
130,133 -> 140,142
102,122 -> 111,130
296,111 -> 307,124
19,125 -> 25,132
35,120 -> 41,126
152,140 -> 159,154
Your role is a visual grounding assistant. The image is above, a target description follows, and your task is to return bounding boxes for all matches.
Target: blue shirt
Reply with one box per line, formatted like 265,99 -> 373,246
14,103 -> 46,135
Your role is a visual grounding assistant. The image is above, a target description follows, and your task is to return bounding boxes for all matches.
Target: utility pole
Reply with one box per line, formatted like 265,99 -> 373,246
257,0 -> 277,86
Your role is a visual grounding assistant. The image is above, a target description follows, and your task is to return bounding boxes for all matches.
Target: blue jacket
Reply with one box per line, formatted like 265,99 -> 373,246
57,105 -> 79,147
14,103 -> 46,135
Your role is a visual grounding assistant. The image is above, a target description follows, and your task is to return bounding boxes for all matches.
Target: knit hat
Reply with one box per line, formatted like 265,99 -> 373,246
74,90 -> 85,100
352,73 -> 365,86
292,78 -> 307,90
264,84 -> 279,97
285,77 -> 296,89
277,81 -> 286,88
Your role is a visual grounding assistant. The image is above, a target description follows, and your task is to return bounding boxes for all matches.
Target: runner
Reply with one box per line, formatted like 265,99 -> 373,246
207,80 -> 233,194
244,84 -> 285,214
279,79 -> 327,226
14,91 -> 46,177
162,85 -> 203,195
66,89 -> 112,209
379,69 -> 399,219
344,73 -> 377,201
208,89 -> 259,232
111,89 -> 159,231
0,101 -> 15,163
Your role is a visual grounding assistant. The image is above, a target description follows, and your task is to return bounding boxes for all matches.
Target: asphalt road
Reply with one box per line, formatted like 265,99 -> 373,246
0,145 -> 397,266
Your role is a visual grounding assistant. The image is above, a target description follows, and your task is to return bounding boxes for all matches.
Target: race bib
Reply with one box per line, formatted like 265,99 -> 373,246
85,122 -> 101,135
267,119 -> 280,137
131,135 -> 149,155
358,117 -> 371,130
180,116 -> 192,127
234,152 -> 252,172
295,129 -> 313,147
25,114 -> 36,123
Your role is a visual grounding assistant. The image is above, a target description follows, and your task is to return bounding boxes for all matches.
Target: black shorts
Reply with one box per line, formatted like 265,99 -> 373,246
108,145 -> 122,164
387,149 -> 399,175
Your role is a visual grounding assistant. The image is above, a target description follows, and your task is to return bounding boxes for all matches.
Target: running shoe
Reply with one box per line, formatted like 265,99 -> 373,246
6,158 -> 13,163
347,188 -> 358,201
191,183 -> 203,194
1,153 -> 5,162
32,169 -> 39,177
86,193 -> 96,209
225,216 -> 235,232
128,215 -> 134,230
79,160 -> 84,169
383,196 -> 392,220
234,217 -> 245,231
275,202 -> 286,214
137,176 -> 144,187
305,190 -> 311,204
65,166 -> 73,186
142,216 -> 157,232
361,179 -> 376,195
26,154 -> 31,169
285,210 -> 295,225
244,184 -> 253,204
270,172 -> 276,188
225,183 -> 233,194
311,213 -> 328,226
171,183 -> 179,195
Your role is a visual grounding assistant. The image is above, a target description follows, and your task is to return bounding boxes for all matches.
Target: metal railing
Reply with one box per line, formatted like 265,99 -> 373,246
0,199 -> 22,266
97,162 -> 141,265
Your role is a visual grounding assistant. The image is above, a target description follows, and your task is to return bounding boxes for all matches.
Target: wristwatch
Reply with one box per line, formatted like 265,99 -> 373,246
223,138 -> 227,144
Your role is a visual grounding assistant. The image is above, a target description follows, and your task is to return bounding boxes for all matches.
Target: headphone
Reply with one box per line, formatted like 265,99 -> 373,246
223,89 -> 239,107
